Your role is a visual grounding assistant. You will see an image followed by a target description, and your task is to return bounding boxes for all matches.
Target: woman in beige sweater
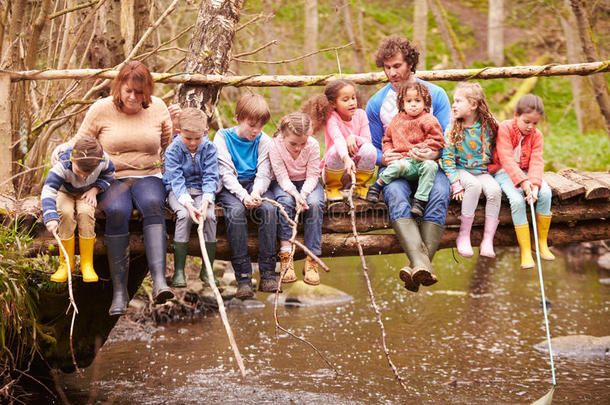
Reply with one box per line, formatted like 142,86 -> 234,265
58,61 -> 174,315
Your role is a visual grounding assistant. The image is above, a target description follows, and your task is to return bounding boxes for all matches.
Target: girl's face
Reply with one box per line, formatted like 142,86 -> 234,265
331,85 -> 358,121
452,90 -> 477,122
119,81 -> 144,114
515,111 -> 542,135
403,89 -> 425,117
236,119 -> 264,141
283,131 -> 308,157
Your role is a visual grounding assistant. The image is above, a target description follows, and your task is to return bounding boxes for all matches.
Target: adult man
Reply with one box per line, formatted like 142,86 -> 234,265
366,35 -> 451,292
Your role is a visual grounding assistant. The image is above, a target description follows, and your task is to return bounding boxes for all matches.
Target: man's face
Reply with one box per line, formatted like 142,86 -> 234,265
383,53 -> 412,87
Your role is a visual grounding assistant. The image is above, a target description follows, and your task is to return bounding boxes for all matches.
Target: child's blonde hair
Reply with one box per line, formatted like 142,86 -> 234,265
300,79 -> 362,133
274,112 -> 313,138
235,93 -> 271,125
515,93 -> 545,116
446,82 -> 498,160
396,81 -> 431,114
180,107 -> 208,134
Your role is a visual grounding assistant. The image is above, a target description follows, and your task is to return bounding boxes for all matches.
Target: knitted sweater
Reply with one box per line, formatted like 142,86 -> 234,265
269,135 -> 320,197
322,109 -> 371,168
488,119 -> 544,188
214,127 -> 273,201
74,96 -> 172,178
382,111 -> 444,158
441,121 -> 495,184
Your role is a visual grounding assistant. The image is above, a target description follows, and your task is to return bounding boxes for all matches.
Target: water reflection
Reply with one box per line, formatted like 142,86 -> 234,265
62,247 -> 610,404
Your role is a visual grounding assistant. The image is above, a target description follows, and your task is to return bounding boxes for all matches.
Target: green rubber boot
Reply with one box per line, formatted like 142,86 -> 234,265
172,241 -> 188,288
200,241 -> 220,287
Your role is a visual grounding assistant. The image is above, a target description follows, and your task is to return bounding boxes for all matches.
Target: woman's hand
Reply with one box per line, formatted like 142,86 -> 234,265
80,187 -> 99,207
346,135 -> 358,157
51,143 -> 70,165
168,104 -> 182,133
46,220 -> 59,235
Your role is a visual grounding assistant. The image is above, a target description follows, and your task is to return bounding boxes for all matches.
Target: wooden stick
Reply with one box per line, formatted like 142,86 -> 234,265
51,231 -> 80,374
346,174 -> 410,394
196,220 -> 246,378
6,61 -> 610,85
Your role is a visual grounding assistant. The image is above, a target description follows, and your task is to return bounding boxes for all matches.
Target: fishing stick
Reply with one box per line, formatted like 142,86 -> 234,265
529,199 -> 557,385
197,217 -> 246,377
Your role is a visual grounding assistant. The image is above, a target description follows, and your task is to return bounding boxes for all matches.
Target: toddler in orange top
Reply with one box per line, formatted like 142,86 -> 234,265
366,81 -> 444,217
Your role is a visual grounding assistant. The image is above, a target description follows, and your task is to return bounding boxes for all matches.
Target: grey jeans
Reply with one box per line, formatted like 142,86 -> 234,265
168,189 -> 217,243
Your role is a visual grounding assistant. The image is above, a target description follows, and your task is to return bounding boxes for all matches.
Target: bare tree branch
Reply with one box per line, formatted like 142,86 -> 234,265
233,40 -> 277,58
234,42 -> 353,65
48,0 -> 102,20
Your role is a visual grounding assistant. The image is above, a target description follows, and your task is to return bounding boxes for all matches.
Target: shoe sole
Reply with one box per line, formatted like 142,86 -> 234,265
412,268 -> 438,287
154,289 -> 174,305
399,268 -> 419,292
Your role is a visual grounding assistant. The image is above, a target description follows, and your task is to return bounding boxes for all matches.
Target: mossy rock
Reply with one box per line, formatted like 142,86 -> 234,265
267,281 -> 353,307
534,335 -> 610,360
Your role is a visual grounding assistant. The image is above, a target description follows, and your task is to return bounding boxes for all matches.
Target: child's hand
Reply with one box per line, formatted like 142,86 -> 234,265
185,202 -> 201,224
46,220 -> 59,235
521,180 -> 538,204
295,193 -> 309,211
452,190 -> 465,201
168,104 -> 182,133
243,194 -> 261,209
80,187 -> 99,207
346,135 -> 358,157
343,156 -> 356,176
451,180 -> 465,200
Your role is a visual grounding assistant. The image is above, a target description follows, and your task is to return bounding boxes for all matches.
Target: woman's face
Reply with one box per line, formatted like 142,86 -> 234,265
119,81 -> 144,114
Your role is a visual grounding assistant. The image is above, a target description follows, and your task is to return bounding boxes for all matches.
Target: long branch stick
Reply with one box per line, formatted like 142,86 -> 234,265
197,220 -> 246,378
346,174 -> 410,394
51,231 -> 80,374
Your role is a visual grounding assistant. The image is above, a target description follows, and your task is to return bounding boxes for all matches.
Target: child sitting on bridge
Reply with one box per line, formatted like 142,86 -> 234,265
489,94 -> 555,269
269,112 -> 324,286
41,136 -> 115,283
214,93 -> 278,299
164,107 -> 219,288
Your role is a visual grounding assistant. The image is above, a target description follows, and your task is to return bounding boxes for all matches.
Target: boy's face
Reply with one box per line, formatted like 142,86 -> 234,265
180,129 -> 204,153
236,119 -> 264,141
403,88 -> 425,117
72,162 -> 92,179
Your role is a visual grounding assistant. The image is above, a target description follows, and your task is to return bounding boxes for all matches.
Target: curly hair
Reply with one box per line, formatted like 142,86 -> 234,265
446,82 -> 498,160
396,81 -> 431,114
273,111 -> 313,138
374,35 -> 419,73
300,79 -> 360,133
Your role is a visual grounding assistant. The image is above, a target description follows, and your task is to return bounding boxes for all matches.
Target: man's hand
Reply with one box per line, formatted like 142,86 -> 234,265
46,220 -> 59,235
380,150 -> 402,166
80,187 -> 99,207
410,147 -> 439,162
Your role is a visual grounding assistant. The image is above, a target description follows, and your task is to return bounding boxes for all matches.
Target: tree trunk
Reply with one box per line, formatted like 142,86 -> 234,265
176,0 -> 245,118
428,0 -> 465,68
106,0 -> 126,67
263,0 -> 281,114
413,0 -> 428,69
303,0 -> 318,75
487,0 -> 503,66
134,0 -> 158,71
341,0 -> 365,73
569,0 -> 610,135
0,74 -> 13,194
559,1 -> 604,134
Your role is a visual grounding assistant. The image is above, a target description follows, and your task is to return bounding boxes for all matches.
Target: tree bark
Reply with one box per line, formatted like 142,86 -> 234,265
428,0 -> 465,68
488,0 -> 503,66
175,0 -> 245,118
569,0 -> 610,135
134,0 -> 158,71
106,0 -> 126,67
303,0 -> 318,75
0,74 -> 13,194
263,0 -> 281,114
341,0 -> 365,73
413,0 -> 428,69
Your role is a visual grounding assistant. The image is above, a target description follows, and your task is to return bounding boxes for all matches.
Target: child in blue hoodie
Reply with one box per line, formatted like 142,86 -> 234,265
164,107 -> 219,287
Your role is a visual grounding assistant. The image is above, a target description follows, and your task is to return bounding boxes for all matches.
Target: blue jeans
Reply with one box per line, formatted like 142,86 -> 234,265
216,179 -> 277,282
271,180 -> 325,256
98,176 -> 167,235
380,167 -> 450,225
494,170 -> 552,226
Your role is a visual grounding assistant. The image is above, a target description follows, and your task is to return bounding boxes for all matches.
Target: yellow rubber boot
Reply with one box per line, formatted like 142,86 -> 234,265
324,167 -> 344,201
79,235 -> 99,282
515,224 -> 535,269
51,235 -> 75,282
354,169 -> 374,199
535,213 -> 555,261
278,251 -> 297,283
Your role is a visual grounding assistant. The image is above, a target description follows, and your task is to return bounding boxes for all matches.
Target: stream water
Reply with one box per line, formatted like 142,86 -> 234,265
59,247 -> 609,404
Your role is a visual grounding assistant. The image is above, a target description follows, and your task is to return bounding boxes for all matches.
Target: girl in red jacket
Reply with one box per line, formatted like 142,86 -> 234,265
489,94 -> 554,269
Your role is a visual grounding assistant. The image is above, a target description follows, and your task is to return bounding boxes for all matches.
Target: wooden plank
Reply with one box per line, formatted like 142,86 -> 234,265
543,172 -> 585,200
559,169 -> 610,199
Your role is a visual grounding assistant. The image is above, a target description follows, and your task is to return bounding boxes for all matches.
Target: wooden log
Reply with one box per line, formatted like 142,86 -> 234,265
543,171 -> 585,200
6,61 -> 610,86
559,169 -> 610,199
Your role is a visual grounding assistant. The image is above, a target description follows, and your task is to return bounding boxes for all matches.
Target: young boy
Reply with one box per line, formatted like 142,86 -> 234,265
214,93 -> 278,299
164,107 -> 219,287
366,81 -> 444,217
42,136 -> 115,283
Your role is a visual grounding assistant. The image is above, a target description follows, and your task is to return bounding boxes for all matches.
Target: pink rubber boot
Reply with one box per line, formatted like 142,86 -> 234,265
456,215 -> 475,258
479,216 -> 499,258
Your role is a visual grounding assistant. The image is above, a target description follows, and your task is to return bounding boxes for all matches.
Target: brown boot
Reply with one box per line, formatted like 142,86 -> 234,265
278,251 -> 297,283
303,256 -> 320,285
